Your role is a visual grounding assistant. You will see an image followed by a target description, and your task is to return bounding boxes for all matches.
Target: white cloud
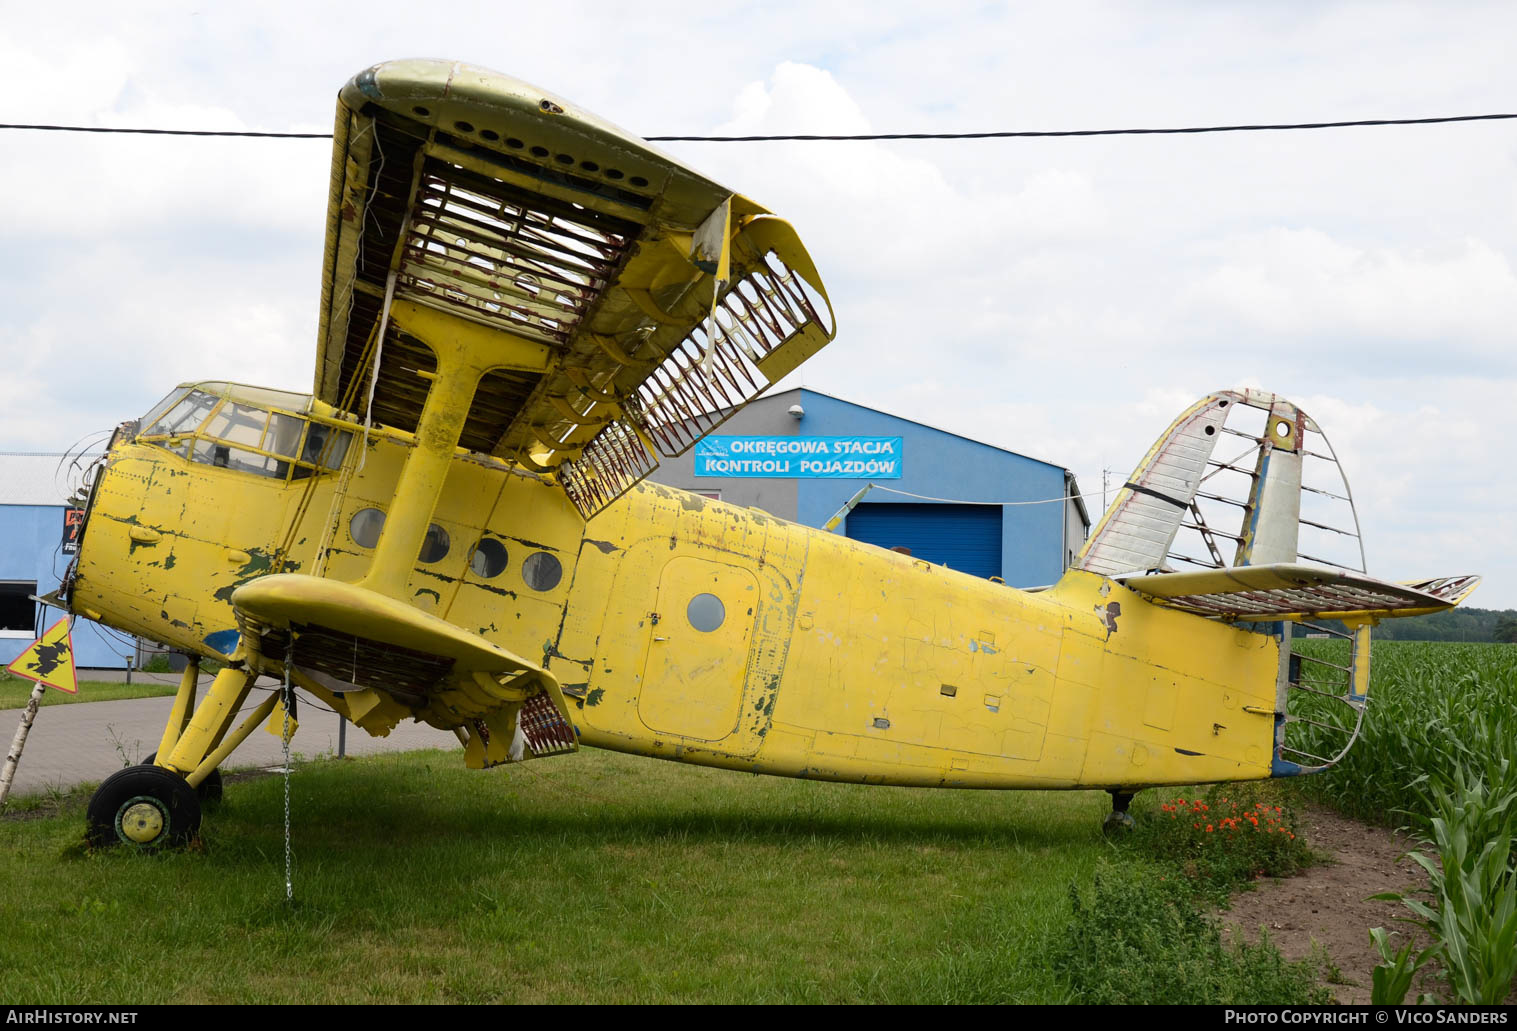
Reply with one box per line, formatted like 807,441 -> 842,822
1186,229 -> 1517,358
1,2 -> 1515,607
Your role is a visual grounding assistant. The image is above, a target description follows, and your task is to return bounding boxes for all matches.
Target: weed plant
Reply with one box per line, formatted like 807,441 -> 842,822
1048,782 -> 1329,1004
1052,865 -> 1330,1005
1129,783 -> 1315,905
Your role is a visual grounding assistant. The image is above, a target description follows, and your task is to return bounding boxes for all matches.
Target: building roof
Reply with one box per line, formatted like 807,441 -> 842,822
753,386 -> 1091,525
767,386 -> 1064,470
0,453 -> 99,507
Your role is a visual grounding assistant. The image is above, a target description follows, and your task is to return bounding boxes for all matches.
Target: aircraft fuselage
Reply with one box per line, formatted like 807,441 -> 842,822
68,383 -> 1280,792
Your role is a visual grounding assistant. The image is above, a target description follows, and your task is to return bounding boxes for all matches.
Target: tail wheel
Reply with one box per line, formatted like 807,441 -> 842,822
87,766 -> 201,850
1102,789 -> 1136,836
143,752 -> 223,808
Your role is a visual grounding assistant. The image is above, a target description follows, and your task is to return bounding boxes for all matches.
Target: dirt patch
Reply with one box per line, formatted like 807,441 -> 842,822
1221,802 -> 1435,1004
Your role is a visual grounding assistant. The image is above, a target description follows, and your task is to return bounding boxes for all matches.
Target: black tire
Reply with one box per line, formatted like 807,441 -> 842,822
87,765 -> 202,850
142,751 -> 223,807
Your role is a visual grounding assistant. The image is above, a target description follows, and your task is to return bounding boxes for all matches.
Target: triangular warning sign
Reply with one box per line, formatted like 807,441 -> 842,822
6,617 -> 78,694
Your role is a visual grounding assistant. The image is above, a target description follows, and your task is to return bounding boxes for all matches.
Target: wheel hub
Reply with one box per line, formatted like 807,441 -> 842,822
117,798 -> 167,844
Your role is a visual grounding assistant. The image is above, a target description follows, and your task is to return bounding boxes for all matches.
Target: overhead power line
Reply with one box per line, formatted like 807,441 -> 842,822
0,111 -> 1514,142
651,113 -> 1517,141
0,123 -> 331,138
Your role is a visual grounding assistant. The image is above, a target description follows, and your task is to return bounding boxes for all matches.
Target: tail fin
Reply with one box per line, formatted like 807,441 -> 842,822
1076,386 -> 1479,619
1073,389 -> 1480,776
1075,389 -> 1367,577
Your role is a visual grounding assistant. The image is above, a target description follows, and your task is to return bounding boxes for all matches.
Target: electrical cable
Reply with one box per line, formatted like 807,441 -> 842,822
1,111 -> 1513,142
649,113 -> 1517,141
0,124 -> 332,138
865,483 -> 1104,506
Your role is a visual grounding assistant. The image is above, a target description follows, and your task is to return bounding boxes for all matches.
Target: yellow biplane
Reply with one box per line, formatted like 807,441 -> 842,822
56,60 -> 1478,848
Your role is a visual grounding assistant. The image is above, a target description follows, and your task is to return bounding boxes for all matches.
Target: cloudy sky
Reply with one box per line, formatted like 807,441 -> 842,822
2,2 -> 1513,606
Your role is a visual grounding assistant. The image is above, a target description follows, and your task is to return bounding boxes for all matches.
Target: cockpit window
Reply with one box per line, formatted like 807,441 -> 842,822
191,439 -> 284,477
137,386 -> 353,482
147,390 -> 219,437
266,413 -> 304,459
138,389 -> 187,432
293,422 -> 350,476
203,403 -> 268,448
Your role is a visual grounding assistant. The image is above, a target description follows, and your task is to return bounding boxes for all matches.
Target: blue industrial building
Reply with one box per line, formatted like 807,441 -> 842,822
652,388 -> 1090,588
0,454 -> 130,670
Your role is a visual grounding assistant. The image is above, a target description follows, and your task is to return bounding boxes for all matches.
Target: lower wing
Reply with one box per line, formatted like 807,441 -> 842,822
232,574 -> 577,768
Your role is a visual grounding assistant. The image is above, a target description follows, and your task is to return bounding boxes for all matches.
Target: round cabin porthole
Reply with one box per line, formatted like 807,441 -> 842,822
470,538 -> 509,578
419,523 -> 450,563
350,508 -> 385,549
522,551 -> 562,591
687,593 -> 725,633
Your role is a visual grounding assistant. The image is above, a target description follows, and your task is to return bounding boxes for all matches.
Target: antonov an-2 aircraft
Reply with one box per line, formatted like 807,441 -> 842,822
53,60 -> 1477,848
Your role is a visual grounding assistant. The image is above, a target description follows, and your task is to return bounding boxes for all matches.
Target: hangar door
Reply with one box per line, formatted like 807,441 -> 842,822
845,502 -> 1002,579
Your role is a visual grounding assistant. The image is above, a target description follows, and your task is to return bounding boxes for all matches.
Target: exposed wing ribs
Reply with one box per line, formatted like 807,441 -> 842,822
316,62 -> 837,520
634,252 -> 832,457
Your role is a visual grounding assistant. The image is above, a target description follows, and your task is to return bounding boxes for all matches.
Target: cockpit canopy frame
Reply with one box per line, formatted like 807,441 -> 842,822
135,381 -> 356,483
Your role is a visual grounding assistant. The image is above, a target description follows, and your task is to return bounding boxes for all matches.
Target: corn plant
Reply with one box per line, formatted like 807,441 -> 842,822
1290,642 -> 1517,1003
1368,926 -> 1437,1005
1372,769 -> 1517,1004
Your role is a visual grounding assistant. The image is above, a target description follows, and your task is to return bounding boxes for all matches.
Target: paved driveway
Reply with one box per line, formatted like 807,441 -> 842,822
5,689 -> 460,798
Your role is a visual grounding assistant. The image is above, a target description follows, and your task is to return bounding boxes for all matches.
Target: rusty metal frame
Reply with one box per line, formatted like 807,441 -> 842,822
398,160 -> 638,350
1169,394 -> 1367,576
632,253 -> 829,457
519,691 -> 576,757
1145,572 -> 1482,621
558,417 -> 660,519
1277,623 -> 1370,774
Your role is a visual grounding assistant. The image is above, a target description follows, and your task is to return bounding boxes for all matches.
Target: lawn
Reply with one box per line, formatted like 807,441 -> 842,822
3,747 -> 1129,1004
0,677 -> 179,709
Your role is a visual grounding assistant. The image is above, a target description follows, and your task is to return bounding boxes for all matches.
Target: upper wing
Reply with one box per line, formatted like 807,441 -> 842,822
1118,563 -> 1481,622
315,60 -> 836,517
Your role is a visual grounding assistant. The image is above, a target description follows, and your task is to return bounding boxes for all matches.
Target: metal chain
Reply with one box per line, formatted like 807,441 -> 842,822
282,637 -> 293,903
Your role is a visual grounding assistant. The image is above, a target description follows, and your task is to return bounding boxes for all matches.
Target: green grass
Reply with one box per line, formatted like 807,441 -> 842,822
0,677 -> 179,709
1,746 -> 1329,1005
4,747 -> 1117,1004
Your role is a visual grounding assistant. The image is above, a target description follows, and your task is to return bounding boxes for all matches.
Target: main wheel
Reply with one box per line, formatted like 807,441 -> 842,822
143,752 -> 222,807
87,765 -> 202,850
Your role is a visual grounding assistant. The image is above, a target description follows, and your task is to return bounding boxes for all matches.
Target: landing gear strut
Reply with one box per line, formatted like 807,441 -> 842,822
87,661 -> 261,848
144,751 -> 223,807
1103,789 -> 1136,836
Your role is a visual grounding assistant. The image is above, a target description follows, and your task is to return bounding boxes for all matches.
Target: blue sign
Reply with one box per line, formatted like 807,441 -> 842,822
694,436 -> 903,479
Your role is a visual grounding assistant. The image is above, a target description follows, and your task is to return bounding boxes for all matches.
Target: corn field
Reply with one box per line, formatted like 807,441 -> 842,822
1291,640 -> 1517,1004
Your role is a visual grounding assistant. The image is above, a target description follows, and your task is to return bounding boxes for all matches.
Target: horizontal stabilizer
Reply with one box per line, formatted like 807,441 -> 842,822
1117,564 -> 1480,622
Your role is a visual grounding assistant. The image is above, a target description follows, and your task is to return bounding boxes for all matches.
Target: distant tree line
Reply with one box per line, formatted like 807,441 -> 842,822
1291,607 -> 1517,643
